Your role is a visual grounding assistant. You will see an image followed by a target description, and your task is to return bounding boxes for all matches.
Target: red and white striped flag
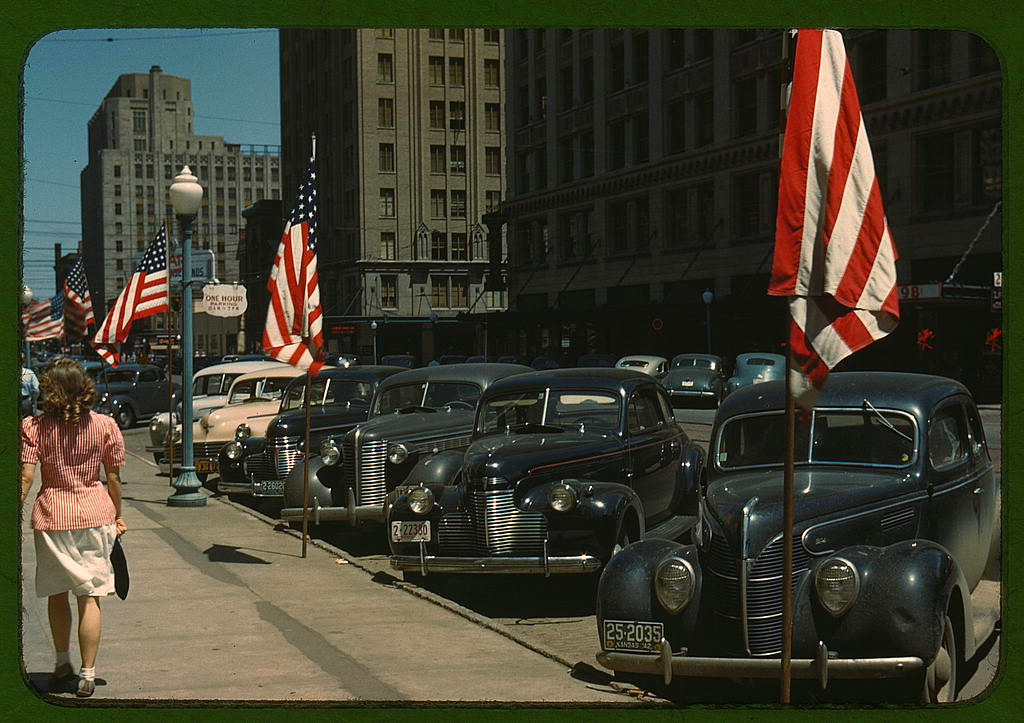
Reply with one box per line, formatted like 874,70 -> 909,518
769,29 -> 900,408
22,293 -> 65,341
263,155 -> 324,374
92,224 -> 169,366
63,255 -> 96,339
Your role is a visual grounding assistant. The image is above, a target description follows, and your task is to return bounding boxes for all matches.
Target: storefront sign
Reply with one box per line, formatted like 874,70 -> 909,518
201,284 -> 247,317
898,284 -> 942,301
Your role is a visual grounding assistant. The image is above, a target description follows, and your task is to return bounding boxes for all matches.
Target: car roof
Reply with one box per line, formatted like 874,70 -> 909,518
734,352 -> 786,363
378,362 -> 532,389
672,353 -> 723,363
482,366 -> 655,395
195,360 -> 285,377
100,363 -> 156,373
616,355 -> 667,365
718,371 -> 970,419
283,365 -> 407,388
232,365 -> 306,384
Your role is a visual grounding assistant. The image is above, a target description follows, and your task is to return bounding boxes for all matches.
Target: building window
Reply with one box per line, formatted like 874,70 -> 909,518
916,133 -> 955,212
380,275 -> 398,309
970,34 -> 999,76
115,240 -> 123,252
558,137 -> 574,183
449,57 -> 466,86
429,28 -> 445,40
733,29 -> 757,46
534,28 -> 546,53
667,29 -> 685,70
535,145 -> 547,190
379,97 -> 395,127
134,163 -> 143,177
431,232 -> 448,260
451,232 -> 468,260
449,101 -> 465,130
431,189 -> 447,217
379,143 -> 395,173
917,31 -> 952,89
450,145 -> 466,174
484,59 -> 500,87
516,85 -> 530,126
733,76 -> 757,137
255,167 -> 264,182
429,100 -> 446,129
560,65 -> 574,110
609,41 -> 625,91
113,184 -> 122,197
633,113 -> 649,163
379,188 -> 396,217
580,131 -> 594,177
215,166 -> 223,181
580,56 -> 594,103
114,203 -> 122,215
486,190 -> 502,213
134,139 -> 147,151
485,146 -> 501,174
695,89 -> 714,147
429,56 -> 445,85
449,28 -> 465,42
451,276 -> 468,308
632,31 -> 649,84
113,165 -> 121,178
517,151 -> 531,193
484,28 -> 500,44
450,190 -> 467,218
431,276 -> 450,308
666,99 -> 685,154
485,102 -> 501,131
378,53 -> 394,83
380,232 -> 397,260
694,30 -> 714,60
608,120 -> 626,170
228,166 -> 236,181
608,200 -> 629,252
116,259 -> 124,270
536,76 -> 547,119
376,28 -> 394,38
430,145 -> 446,173
133,111 -> 146,132
855,32 -> 887,104
734,172 -> 764,239
115,222 -> 123,233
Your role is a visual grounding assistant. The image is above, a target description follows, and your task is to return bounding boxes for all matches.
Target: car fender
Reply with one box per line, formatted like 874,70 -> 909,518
520,479 -> 645,551
596,538 -> 703,652
796,539 -> 972,664
283,453 -> 332,510
404,449 -> 464,488
672,441 -> 705,515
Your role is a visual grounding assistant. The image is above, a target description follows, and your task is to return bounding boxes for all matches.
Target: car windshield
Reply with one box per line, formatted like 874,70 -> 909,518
280,379 -> 374,411
479,390 -> 620,434
673,357 -> 716,370
717,409 -> 916,469
374,381 -> 480,415
227,376 -> 291,404
98,370 -> 136,384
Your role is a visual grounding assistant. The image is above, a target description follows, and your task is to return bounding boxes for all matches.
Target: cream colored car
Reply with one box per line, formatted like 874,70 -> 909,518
152,365 -> 304,478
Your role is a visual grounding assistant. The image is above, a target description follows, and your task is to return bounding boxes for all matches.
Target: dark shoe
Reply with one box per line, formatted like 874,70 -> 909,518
47,663 -> 74,693
75,678 -> 95,698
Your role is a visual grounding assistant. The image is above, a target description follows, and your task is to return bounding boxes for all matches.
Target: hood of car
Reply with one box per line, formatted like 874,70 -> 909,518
194,401 -> 281,443
463,431 -> 623,488
354,407 -> 476,444
97,382 -> 135,397
267,406 -> 370,438
664,368 -> 718,387
706,467 -> 914,555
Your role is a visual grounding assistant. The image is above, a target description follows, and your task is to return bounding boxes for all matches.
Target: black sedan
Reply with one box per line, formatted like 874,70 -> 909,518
595,372 -> 999,703
662,354 -> 725,408
93,364 -> 179,429
217,366 -> 405,497
386,368 -> 706,577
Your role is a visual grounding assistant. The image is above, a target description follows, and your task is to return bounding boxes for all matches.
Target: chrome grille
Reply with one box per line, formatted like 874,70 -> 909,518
342,435 -> 356,486
704,532 -> 810,657
438,489 -> 547,556
243,451 -> 274,480
268,436 -> 303,479
357,440 -> 388,506
162,442 -> 224,463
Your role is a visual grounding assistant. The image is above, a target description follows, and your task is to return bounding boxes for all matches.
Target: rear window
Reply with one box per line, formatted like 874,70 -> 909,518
618,360 -> 649,368
746,358 -> 777,366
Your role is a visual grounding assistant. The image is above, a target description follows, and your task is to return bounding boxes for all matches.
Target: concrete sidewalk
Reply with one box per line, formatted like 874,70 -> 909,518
19,435 -> 628,705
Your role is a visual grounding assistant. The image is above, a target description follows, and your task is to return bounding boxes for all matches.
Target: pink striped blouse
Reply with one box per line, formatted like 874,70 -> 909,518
20,411 -> 125,531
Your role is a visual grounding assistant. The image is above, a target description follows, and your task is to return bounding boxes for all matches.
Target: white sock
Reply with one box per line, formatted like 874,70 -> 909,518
55,651 -> 70,667
79,666 -> 95,681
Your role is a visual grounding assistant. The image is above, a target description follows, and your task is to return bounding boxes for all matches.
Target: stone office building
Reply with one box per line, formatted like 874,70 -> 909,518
498,28 -> 1001,399
278,28 -> 508,363
80,65 -> 282,356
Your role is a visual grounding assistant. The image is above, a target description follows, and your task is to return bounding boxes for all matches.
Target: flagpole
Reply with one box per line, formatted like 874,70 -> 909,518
165,229 -> 176,482
779,28 -> 796,705
300,133 -> 317,559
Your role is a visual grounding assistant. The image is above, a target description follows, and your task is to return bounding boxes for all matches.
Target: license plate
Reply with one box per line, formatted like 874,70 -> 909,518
603,619 -> 664,652
195,459 -> 217,472
679,380 -> 695,387
391,520 -> 430,542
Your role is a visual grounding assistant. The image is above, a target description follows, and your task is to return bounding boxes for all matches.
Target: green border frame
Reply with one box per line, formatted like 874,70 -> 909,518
5,0 -> 1017,719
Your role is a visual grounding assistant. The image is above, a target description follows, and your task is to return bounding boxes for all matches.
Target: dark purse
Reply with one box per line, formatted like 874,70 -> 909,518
111,537 -> 130,600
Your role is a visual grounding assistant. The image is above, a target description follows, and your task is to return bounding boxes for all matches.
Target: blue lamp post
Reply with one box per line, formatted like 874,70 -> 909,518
167,166 -> 206,507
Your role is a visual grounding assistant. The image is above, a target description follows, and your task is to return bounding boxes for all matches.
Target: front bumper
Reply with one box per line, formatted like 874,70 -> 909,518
389,544 -> 602,576
668,389 -> 716,398
279,488 -> 383,524
217,477 -> 285,497
596,640 -> 923,688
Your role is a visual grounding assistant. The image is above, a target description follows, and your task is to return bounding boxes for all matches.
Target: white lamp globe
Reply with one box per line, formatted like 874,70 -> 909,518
21,284 -> 33,305
169,166 -> 203,216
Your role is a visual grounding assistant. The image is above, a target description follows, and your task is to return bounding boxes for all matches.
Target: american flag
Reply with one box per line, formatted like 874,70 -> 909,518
92,223 -> 170,366
63,256 -> 95,339
22,293 -> 65,341
769,29 -> 899,408
263,156 -> 324,374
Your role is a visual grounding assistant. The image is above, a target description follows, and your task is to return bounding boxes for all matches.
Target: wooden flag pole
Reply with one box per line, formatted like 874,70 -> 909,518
301,367 -> 312,558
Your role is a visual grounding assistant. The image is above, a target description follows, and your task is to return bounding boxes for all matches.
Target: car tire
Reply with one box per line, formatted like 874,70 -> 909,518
898,613 -> 958,703
115,406 -> 136,430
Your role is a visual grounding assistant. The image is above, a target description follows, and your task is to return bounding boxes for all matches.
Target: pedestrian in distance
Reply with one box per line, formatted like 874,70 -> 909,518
20,351 -> 39,418
19,358 -> 127,698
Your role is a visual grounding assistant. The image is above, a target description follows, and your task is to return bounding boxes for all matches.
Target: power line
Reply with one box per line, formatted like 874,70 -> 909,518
25,96 -> 279,127
26,177 -> 80,189
37,30 -> 277,43
25,218 -> 82,225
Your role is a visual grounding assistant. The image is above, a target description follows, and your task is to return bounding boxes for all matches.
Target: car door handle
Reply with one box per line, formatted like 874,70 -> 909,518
973,487 -> 984,496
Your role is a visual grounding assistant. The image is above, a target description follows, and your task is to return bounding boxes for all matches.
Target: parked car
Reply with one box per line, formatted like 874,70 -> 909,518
662,354 -> 726,408
595,372 -> 999,703
147,365 -> 304,480
279,363 -> 532,527
381,353 -> 417,368
217,366 -> 405,498
325,353 -> 360,367
221,353 -> 270,363
438,353 -> 468,365
724,352 -> 785,396
577,353 -> 617,368
496,354 -> 532,366
531,356 -> 560,370
93,364 -> 180,429
386,368 -> 706,579
616,355 -> 669,378
147,360 -> 285,462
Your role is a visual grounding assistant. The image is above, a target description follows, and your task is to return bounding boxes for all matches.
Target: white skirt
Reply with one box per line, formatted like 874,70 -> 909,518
34,524 -> 117,598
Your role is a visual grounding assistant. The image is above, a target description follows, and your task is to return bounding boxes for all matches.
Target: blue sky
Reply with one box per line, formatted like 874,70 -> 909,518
21,28 -> 281,298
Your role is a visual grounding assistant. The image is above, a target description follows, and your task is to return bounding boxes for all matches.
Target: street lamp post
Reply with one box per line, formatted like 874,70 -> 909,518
702,289 -> 714,354
371,320 -> 378,365
167,166 -> 206,507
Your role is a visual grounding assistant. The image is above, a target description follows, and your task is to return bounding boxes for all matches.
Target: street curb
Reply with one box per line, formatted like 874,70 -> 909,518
206,492 -> 591,674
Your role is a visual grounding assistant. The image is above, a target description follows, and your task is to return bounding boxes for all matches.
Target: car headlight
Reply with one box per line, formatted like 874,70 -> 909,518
235,423 -> 251,440
547,483 -> 577,512
655,557 -> 696,614
387,443 -> 409,465
407,486 -> 434,515
320,439 -> 340,466
171,427 -> 182,443
149,417 -> 164,434
814,557 -> 860,616
224,441 -> 243,460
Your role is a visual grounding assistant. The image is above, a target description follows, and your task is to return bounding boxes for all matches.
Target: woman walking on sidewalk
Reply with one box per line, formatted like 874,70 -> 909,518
19,358 -> 127,698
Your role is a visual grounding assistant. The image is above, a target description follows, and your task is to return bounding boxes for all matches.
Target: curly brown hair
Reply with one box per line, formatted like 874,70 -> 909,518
39,358 -> 97,424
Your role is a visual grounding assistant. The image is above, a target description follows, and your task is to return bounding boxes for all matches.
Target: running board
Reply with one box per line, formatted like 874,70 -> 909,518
645,514 -> 697,543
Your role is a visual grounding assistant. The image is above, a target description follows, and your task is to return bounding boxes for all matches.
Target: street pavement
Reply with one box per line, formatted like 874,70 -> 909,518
19,427 -> 639,705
